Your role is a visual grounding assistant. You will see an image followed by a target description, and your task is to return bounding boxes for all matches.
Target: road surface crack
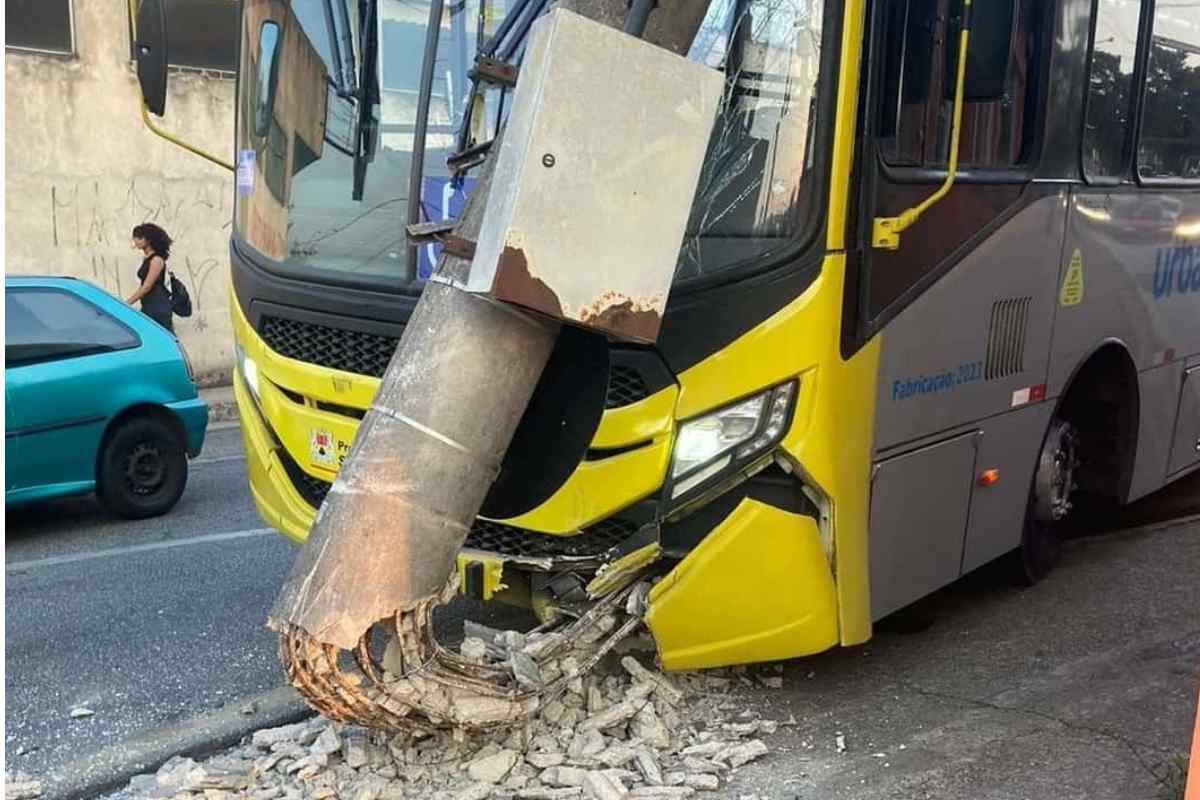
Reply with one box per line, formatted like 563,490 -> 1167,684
892,678 -> 1177,786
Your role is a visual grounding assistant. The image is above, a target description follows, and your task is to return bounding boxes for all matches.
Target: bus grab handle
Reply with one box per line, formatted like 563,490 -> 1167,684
872,0 -> 973,251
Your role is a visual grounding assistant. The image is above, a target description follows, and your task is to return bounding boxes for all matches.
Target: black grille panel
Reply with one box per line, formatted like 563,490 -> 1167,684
605,365 -> 649,409
257,314 -> 654,409
278,446 -> 333,509
275,447 -> 638,559
464,518 -> 637,559
260,315 -> 399,378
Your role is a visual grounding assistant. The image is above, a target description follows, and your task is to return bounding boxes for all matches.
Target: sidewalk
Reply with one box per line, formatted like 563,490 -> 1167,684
199,384 -> 239,425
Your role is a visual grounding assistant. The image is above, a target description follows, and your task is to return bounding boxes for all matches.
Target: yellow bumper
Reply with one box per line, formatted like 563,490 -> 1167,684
645,498 -> 839,670
234,366 -> 517,601
233,368 -> 316,544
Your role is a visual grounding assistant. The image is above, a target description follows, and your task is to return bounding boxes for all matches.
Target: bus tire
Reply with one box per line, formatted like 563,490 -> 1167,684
1009,417 -> 1076,586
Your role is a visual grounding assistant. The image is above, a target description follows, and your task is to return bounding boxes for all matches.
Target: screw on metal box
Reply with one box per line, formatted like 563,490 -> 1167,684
542,153 -> 556,168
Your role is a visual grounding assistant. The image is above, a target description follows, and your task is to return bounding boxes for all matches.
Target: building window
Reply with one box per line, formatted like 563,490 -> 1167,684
1082,0 -> 1144,180
6,0 -> 74,55
1138,7 -> 1200,181
130,0 -> 239,72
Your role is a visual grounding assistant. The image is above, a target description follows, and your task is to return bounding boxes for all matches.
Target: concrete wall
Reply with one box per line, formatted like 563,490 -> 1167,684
6,0 -> 237,385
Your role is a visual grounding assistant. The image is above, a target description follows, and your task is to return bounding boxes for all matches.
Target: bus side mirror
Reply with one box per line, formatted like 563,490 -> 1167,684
945,2 -> 1014,102
133,0 -> 169,116
254,22 -> 282,138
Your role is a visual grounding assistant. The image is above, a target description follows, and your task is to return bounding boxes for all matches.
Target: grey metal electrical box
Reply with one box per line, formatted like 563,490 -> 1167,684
465,7 -> 723,343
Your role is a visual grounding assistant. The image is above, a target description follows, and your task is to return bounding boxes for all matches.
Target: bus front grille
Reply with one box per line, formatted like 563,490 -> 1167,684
275,443 -> 638,562
605,365 -> 649,409
277,445 -> 334,508
258,314 -> 652,408
260,315 -> 399,378
465,518 -> 638,560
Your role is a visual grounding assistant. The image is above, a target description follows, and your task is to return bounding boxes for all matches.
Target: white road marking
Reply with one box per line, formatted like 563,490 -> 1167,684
191,453 -> 248,466
5,527 -> 276,572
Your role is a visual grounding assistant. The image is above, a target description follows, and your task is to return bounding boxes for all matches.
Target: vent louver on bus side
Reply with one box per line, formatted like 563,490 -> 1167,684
985,296 -> 1032,380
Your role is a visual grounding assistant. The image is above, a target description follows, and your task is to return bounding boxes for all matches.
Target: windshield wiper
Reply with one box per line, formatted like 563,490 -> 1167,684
323,0 -> 358,98
352,0 -> 379,201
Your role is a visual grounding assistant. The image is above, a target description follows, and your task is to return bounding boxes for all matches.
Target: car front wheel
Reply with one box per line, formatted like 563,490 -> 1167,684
97,416 -> 188,519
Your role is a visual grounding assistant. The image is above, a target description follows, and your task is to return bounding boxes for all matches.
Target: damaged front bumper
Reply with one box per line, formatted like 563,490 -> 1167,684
235,349 -> 840,672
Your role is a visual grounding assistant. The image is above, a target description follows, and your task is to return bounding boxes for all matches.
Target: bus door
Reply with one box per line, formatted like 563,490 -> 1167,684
853,0 -> 1060,617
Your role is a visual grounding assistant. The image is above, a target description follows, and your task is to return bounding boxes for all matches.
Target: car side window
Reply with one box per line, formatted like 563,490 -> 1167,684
5,289 -> 141,367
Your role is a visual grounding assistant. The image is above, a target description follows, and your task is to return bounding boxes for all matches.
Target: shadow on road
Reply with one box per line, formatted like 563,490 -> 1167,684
5,495 -> 114,542
1064,468 -> 1200,537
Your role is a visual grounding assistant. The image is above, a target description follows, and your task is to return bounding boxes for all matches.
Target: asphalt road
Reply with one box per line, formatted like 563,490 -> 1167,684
720,479 -> 1200,800
5,426 -> 288,781
4,424 -> 531,792
7,422 -> 1198,799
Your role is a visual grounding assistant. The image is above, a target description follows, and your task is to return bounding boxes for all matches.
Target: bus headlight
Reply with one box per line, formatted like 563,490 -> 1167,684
668,380 -> 797,501
235,344 -> 261,403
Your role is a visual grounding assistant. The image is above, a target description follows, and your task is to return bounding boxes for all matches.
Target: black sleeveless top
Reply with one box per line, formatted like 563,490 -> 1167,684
138,255 -> 172,319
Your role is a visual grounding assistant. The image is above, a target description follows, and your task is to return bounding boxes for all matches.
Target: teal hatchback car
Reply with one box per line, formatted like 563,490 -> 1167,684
5,277 -> 208,518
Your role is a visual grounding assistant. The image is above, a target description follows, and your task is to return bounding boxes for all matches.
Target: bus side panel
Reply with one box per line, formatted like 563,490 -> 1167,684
1049,189 -> 1200,501
873,192 -> 1067,452
960,403 -> 1056,574
1169,362 -> 1200,477
869,431 -> 977,620
1130,361 -> 1186,499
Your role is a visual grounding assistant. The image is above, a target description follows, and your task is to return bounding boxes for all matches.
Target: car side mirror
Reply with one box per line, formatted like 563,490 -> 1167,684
133,0 -> 169,116
945,1 -> 1014,102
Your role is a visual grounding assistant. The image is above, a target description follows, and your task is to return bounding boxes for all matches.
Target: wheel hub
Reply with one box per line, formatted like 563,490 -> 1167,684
125,442 -> 166,496
1034,419 -> 1078,523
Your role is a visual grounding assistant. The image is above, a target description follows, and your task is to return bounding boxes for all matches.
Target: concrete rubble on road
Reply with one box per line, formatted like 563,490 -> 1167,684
121,652 -> 781,800
5,771 -> 44,799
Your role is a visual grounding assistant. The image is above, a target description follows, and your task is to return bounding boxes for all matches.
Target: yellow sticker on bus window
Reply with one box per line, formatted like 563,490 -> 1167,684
1060,249 -> 1085,307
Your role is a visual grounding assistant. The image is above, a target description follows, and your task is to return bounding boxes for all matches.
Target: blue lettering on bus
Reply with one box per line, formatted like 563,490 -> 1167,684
1152,245 -> 1200,300
892,360 -> 984,401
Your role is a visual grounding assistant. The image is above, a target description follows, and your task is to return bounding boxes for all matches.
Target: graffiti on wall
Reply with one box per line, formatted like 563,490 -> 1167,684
46,177 -> 231,314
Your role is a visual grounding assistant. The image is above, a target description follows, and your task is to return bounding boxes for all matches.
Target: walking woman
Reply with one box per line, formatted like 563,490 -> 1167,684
128,223 -> 174,333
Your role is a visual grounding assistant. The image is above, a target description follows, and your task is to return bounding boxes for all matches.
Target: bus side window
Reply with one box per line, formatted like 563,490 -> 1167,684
878,0 -> 1038,170
1138,7 -> 1200,182
1082,0 -> 1143,180
859,0 -> 1048,333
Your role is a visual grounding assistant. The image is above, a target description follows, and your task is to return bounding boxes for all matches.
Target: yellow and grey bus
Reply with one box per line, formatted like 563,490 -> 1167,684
137,0 -> 1198,670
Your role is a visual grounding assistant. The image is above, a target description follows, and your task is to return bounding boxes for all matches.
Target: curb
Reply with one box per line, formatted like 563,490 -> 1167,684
198,384 -> 240,425
41,687 -> 311,800
208,399 -> 240,424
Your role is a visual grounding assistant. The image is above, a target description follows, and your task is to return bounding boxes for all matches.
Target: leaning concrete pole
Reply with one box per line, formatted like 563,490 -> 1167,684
269,0 -> 716,733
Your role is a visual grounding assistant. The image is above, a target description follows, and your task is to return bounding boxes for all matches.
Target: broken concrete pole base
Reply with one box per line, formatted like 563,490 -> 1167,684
266,0 -> 715,741
123,658 -> 792,800
270,280 -> 559,648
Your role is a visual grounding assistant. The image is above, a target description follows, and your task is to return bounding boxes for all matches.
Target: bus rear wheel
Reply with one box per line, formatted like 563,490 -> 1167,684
1011,417 -> 1078,586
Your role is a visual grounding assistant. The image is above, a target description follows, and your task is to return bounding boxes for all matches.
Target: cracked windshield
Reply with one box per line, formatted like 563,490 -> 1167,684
233,0 -> 821,288
234,0 -> 507,285
679,0 -> 823,281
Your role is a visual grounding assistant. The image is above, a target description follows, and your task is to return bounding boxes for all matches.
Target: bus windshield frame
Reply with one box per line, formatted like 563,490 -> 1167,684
231,0 -> 837,296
